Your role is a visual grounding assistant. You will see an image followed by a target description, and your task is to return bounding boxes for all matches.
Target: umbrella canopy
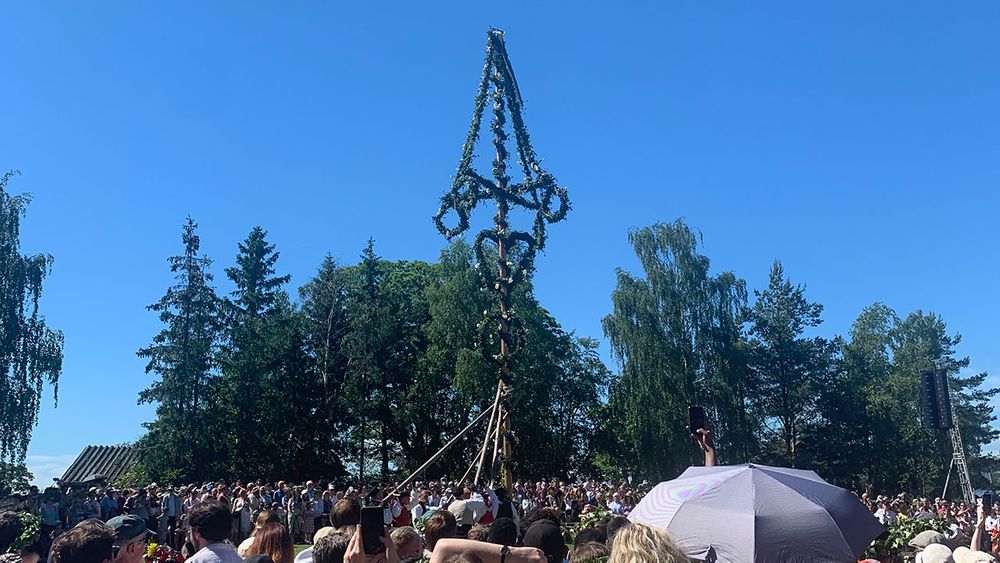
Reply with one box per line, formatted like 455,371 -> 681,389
628,464 -> 884,563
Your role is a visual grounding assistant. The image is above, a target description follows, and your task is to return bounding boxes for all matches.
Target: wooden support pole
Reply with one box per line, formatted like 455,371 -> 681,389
474,381 -> 504,485
388,405 -> 494,498
489,409 -> 508,488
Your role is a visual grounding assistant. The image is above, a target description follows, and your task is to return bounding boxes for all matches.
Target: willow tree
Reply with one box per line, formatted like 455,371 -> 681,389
0,171 -> 63,463
602,219 -> 751,479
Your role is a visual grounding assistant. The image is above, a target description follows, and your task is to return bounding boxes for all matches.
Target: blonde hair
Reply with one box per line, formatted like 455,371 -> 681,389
607,523 -> 687,563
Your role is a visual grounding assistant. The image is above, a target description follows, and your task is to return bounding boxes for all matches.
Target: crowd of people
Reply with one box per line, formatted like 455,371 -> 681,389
2,432 -> 999,563
0,476 -> 661,563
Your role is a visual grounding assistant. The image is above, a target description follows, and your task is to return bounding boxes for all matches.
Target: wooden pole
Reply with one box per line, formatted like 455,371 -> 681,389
474,381 -> 504,485
489,410 -> 508,488
387,405 -> 495,498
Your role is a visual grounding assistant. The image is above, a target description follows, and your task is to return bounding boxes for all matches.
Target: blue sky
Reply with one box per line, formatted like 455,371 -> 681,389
3,2 -> 1000,485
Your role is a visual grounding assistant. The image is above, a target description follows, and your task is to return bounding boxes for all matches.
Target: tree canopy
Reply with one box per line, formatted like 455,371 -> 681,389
0,171 -> 63,464
126,217 -> 997,495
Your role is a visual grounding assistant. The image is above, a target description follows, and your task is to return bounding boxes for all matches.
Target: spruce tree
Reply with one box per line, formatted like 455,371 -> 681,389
137,218 -> 222,481
220,227 -> 291,477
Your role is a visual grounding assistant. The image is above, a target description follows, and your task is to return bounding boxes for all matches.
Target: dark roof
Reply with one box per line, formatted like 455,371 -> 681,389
61,445 -> 137,484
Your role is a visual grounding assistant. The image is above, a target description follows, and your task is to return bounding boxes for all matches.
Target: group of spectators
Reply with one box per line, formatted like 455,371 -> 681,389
861,491 -> 1000,560
0,475 -> 662,563
4,427 -> 998,563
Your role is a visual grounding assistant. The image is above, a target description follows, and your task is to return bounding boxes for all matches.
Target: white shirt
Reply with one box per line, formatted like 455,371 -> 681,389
411,504 -> 427,522
873,508 -> 897,525
186,543 -> 243,563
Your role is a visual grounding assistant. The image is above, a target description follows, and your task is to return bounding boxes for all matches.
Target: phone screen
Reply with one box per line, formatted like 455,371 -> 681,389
360,506 -> 385,555
689,406 -> 706,435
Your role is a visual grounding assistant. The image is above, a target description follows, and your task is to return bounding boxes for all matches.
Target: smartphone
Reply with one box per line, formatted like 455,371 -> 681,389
689,405 -> 706,435
983,491 -> 994,515
360,506 -> 385,555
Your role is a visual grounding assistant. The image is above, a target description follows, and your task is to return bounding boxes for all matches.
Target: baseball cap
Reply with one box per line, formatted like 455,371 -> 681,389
953,547 -> 997,563
107,515 -> 154,541
909,530 -> 948,550
917,544 -> 954,563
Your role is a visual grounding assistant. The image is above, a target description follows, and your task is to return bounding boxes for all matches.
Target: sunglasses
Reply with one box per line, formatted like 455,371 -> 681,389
112,534 -> 149,558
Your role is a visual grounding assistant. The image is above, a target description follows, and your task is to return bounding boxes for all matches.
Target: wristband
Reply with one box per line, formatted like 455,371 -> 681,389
500,545 -> 510,563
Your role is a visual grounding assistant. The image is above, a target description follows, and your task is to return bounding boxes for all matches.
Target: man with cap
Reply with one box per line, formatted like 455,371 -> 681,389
953,547 -> 998,563
910,530 -> 948,552
107,515 -> 153,563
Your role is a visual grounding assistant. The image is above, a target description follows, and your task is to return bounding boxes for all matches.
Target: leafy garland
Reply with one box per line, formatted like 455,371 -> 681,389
8,513 -> 39,553
433,29 -> 571,374
862,516 -> 952,560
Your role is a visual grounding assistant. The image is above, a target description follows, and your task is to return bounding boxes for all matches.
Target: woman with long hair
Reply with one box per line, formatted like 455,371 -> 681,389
608,522 -> 687,563
246,522 -> 294,563
238,510 -> 280,557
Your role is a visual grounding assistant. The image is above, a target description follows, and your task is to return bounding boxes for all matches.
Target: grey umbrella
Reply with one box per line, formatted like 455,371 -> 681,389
628,464 -> 884,563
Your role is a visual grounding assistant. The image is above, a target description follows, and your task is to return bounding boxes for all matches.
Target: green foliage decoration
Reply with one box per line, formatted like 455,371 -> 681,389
10,512 -> 40,552
433,29 -> 570,374
863,516 -> 951,560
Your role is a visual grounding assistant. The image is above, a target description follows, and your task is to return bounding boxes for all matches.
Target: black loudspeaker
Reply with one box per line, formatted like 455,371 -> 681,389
922,369 -> 953,429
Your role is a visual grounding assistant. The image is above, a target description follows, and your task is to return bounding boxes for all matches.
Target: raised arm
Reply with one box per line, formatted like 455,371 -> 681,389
694,428 -> 716,467
431,539 -> 546,563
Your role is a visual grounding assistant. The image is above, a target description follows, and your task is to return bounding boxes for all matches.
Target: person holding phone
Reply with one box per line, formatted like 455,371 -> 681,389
689,406 -> 716,467
343,524 -> 399,563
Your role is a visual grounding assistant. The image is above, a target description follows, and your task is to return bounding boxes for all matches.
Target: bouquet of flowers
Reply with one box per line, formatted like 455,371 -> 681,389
145,543 -> 185,563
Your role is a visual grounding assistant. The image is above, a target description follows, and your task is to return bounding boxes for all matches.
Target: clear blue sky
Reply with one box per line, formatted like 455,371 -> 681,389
3,2 -> 999,485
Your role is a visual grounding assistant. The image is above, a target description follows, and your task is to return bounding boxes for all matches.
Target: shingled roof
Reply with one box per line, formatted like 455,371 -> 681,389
61,445 -> 137,484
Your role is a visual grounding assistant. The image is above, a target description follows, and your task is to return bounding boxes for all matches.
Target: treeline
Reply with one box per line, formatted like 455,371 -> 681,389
135,219 -> 609,485
600,220 -> 999,495
135,218 -> 998,497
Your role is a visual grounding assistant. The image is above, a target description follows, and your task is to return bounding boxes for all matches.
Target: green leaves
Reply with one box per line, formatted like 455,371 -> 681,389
0,171 -> 63,464
602,220 -> 751,480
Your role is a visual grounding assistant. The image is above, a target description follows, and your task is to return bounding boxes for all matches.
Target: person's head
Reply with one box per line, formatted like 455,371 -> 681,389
573,527 -> 606,549
423,511 -> 457,553
486,517 -> 517,546
49,521 -> 114,563
0,511 -> 42,563
187,501 -> 231,548
106,515 -> 151,563
441,552 -> 484,563
389,527 -> 422,562
570,542 -> 610,563
522,507 -> 561,530
312,531 -> 351,563
493,485 -> 510,502
255,510 -> 280,532
909,530 -> 948,555
248,523 -> 294,563
607,522 -> 686,563
329,499 -> 360,530
605,516 -> 630,544
467,524 -> 489,542
914,544 -> 954,563
522,521 -> 567,563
